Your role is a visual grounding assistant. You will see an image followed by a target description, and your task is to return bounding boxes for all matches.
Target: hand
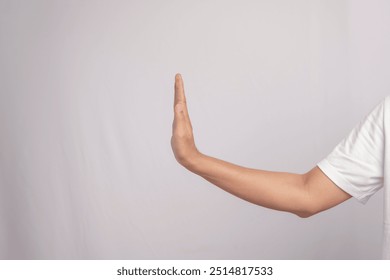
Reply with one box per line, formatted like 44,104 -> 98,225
171,73 -> 200,167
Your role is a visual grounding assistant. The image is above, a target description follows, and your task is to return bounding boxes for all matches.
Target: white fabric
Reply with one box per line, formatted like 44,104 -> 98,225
317,96 -> 390,259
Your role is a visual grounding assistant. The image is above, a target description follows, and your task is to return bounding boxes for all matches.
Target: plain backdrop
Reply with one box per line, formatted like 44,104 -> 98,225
0,0 -> 389,259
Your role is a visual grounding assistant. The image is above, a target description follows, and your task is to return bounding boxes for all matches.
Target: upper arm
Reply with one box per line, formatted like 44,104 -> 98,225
302,166 -> 352,216
306,98 -> 387,213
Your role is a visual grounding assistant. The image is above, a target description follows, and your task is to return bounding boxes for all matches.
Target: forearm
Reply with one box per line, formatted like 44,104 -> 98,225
185,153 -> 310,217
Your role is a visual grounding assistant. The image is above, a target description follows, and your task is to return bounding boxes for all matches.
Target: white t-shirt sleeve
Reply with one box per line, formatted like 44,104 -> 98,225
317,98 -> 386,204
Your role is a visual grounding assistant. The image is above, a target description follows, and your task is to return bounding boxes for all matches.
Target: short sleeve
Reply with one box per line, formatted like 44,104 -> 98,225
317,98 -> 386,204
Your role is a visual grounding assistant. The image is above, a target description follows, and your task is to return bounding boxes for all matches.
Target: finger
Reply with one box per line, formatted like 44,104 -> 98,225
173,73 -> 193,131
174,73 -> 187,107
173,102 -> 191,132
174,73 -> 190,115
172,108 -> 183,134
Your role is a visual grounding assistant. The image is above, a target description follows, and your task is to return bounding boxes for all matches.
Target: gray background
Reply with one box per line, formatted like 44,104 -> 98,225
0,0 -> 389,259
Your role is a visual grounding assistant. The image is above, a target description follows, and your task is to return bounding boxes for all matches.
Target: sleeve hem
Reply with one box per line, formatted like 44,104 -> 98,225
317,159 -> 369,204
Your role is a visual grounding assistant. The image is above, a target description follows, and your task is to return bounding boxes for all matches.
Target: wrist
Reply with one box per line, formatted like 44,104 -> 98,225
180,150 -> 204,172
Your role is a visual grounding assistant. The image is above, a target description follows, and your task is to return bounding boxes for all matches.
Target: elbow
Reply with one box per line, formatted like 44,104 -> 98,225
293,173 -> 320,218
294,202 -> 322,218
293,196 -> 320,219
295,210 -> 315,219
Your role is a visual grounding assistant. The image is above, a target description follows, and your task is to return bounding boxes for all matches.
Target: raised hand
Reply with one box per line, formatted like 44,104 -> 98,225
171,74 -> 200,168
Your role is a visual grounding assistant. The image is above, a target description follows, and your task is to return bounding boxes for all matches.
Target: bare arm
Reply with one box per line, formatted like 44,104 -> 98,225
171,74 -> 351,218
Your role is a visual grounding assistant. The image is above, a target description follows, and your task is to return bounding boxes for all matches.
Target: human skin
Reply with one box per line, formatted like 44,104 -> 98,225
171,73 -> 351,218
